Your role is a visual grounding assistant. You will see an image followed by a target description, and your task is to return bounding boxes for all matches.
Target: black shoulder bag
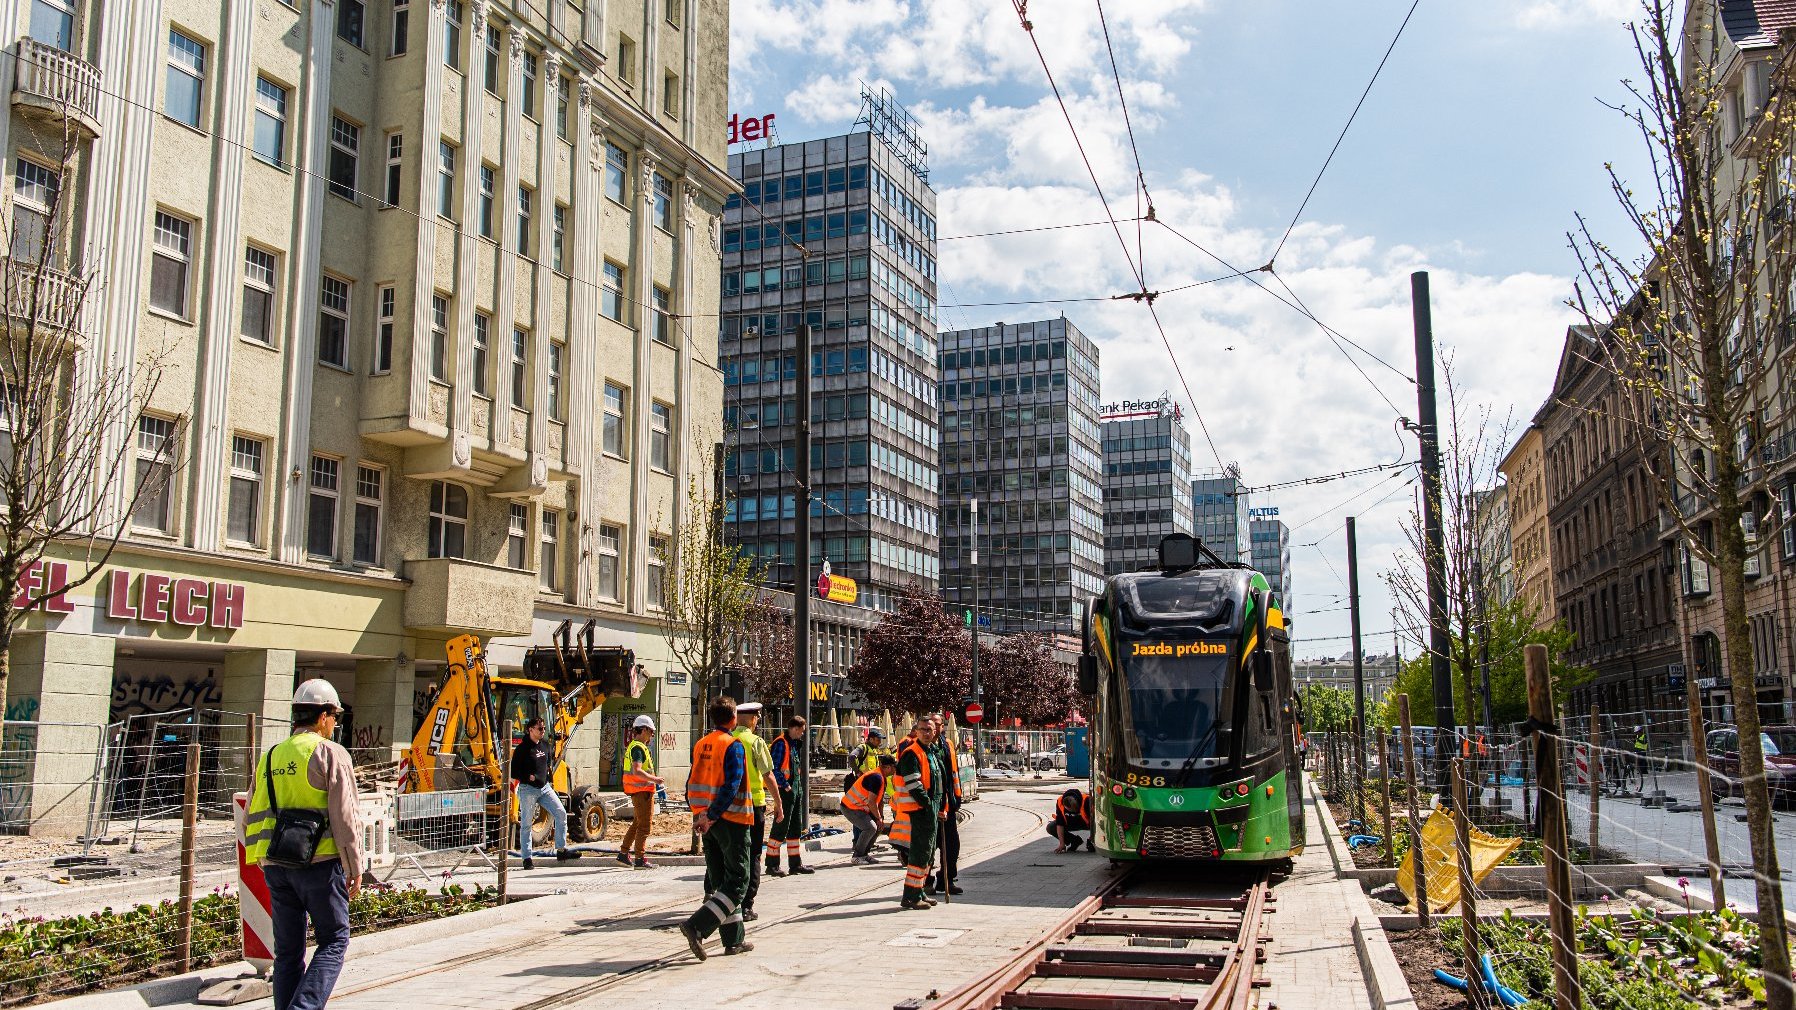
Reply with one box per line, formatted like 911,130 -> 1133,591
260,744 -> 332,868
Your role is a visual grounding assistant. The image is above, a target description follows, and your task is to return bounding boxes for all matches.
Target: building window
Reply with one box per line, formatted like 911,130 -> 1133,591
165,30 -> 205,127
552,204 -> 567,271
252,77 -> 287,167
511,328 -> 528,404
472,312 -> 490,395
150,211 -> 193,317
651,173 -> 672,229
662,71 -> 679,118
517,185 -> 533,251
597,523 -> 620,600
353,464 -> 383,565
603,383 -> 625,456
428,480 -> 468,558
307,455 -> 340,558
227,435 -> 263,545
604,143 -> 628,203
443,0 -> 462,69
650,402 -> 671,472
483,23 -> 501,93
540,510 -> 559,590
374,285 -> 394,373
28,0 -> 73,50
390,0 -> 409,55
521,52 -> 537,118
318,276 -> 350,368
601,261 -> 624,321
652,286 -> 672,345
507,503 -> 529,568
11,158 -> 56,263
382,132 -> 402,206
478,165 -> 495,238
616,34 -> 635,84
241,247 -> 276,344
430,293 -> 449,380
647,535 -> 668,609
555,75 -> 570,139
548,341 -> 564,420
337,0 -> 364,47
665,0 -> 680,26
437,141 -> 456,218
328,116 -> 360,201
132,415 -> 175,531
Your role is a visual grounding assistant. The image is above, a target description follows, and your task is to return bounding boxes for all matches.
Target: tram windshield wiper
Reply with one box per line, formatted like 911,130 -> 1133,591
1174,723 -> 1222,786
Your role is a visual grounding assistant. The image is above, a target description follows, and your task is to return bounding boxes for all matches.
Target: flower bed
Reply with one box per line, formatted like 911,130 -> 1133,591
0,883 -> 496,1006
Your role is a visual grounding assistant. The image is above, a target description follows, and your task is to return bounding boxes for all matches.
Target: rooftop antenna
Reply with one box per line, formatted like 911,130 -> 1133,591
854,82 -> 929,183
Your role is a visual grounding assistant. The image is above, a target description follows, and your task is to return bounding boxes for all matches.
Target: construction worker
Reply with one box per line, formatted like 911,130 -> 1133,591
886,725 -> 919,865
1048,787 -> 1093,852
678,698 -> 755,959
765,716 -> 814,876
245,680 -> 362,1010
617,715 -> 663,867
841,755 -> 896,863
894,717 -> 945,910
848,726 -> 888,777
929,715 -> 965,896
731,702 -> 781,921
511,717 -> 581,870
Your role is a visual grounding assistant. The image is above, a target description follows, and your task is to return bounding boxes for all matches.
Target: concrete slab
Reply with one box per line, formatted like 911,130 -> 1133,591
1258,791 -> 1375,1010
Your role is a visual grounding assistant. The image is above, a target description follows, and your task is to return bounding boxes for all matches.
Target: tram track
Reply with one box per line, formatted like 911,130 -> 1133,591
332,793 -> 1050,1009
904,866 -> 1275,1010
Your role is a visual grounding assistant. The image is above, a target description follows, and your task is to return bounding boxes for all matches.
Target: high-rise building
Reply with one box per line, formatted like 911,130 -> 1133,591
1192,468 -> 1251,562
939,318 -> 1104,634
719,116 -> 941,613
1250,517 -> 1292,605
2,0 -> 733,830
1101,397 -> 1194,575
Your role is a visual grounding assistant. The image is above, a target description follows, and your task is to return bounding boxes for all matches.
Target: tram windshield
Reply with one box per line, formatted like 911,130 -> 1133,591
1118,641 -> 1233,768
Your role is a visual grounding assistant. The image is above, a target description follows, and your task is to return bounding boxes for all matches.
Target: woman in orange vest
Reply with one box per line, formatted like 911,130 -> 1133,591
677,698 -> 755,961
840,754 -> 897,863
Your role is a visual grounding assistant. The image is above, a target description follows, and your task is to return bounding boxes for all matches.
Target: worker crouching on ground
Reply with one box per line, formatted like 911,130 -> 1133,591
679,697 -> 756,959
841,755 -> 897,863
1048,787 -> 1094,852
512,717 -> 582,870
245,680 -> 363,1010
731,702 -> 781,921
765,716 -> 814,876
894,718 -> 945,910
617,715 -> 664,868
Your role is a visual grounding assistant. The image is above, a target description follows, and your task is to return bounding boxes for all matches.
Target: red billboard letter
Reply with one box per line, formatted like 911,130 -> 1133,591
171,579 -> 208,626
140,573 -> 172,622
107,569 -> 138,620
211,582 -> 245,630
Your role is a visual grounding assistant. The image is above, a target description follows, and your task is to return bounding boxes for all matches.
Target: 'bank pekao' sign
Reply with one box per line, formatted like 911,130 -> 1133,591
106,570 -> 245,630
1099,394 -> 1181,422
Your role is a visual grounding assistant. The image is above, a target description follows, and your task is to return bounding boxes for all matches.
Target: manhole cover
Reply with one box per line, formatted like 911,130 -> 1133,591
888,928 -> 968,948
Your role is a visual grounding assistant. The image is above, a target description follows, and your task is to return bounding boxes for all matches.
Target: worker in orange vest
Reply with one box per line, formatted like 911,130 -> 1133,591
678,698 -> 755,960
1048,788 -> 1093,852
893,718 -> 945,910
928,715 -> 965,896
840,754 -> 897,863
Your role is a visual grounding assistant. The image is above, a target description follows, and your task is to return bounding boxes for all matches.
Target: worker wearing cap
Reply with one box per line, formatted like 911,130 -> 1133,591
617,715 -> 664,868
841,754 -> 896,863
848,726 -> 888,777
245,679 -> 363,1010
731,702 -> 781,921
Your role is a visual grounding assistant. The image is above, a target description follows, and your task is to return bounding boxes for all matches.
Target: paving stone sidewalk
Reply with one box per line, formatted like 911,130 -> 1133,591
1258,792 -> 1373,1010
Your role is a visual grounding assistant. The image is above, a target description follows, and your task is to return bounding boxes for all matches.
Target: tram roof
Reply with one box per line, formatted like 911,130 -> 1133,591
1110,567 -> 1260,629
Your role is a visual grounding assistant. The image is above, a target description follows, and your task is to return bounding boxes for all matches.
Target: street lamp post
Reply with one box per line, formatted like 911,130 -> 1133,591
970,496 -> 983,774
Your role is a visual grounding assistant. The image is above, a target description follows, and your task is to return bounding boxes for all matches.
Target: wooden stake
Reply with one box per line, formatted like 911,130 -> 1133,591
1686,673 -> 1725,910
1588,702 -> 1601,860
1399,693 -> 1430,928
1526,644 -> 1580,1010
177,740 -> 200,973
1378,727 -> 1396,868
498,719 -> 512,905
1452,756 -> 1490,1009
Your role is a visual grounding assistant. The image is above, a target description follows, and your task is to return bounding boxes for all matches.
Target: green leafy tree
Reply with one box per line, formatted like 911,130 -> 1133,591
1375,594 -> 1589,730
846,583 -> 970,717
1297,683 -> 1355,733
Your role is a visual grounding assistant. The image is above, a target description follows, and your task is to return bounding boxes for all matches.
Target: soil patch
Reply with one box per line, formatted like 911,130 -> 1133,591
1387,927 -> 1470,1010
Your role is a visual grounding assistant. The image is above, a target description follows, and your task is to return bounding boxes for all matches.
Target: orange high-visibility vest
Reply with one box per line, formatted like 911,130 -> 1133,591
890,812 -> 913,848
842,771 -> 883,814
891,740 -> 932,813
1057,791 -> 1088,823
943,741 -> 962,800
686,730 -> 752,825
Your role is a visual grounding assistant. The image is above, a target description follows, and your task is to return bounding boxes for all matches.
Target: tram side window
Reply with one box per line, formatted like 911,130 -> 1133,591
1243,678 -> 1281,758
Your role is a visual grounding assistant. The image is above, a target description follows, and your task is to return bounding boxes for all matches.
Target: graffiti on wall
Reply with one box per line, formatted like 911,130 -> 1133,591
352,724 -> 387,751
0,697 -> 39,828
111,671 -> 222,721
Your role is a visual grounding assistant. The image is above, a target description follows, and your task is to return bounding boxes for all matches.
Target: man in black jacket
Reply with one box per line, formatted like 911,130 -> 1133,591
510,718 -> 581,869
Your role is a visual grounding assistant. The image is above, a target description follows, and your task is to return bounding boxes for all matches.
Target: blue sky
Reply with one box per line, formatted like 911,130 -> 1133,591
728,0 -> 1651,656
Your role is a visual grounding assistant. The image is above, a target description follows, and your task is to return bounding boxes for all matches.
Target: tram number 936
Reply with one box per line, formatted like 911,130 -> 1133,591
1122,772 -> 1168,787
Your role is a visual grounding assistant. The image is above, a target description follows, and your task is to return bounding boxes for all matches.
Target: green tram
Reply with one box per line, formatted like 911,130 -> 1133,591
1078,533 -> 1305,864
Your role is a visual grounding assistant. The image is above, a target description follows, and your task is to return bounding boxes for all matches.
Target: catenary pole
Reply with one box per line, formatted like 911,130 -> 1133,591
794,323 -> 813,776
1348,516 -> 1367,823
1412,270 -> 1455,791
970,495 -> 984,774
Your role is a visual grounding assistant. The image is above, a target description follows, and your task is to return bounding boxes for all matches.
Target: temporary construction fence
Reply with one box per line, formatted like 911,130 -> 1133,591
0,720 -> 110,840
388,787 -> 497,881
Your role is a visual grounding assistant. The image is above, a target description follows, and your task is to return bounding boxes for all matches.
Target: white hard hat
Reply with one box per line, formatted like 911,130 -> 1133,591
293,679 -> 342,709
633,715 -> 656,730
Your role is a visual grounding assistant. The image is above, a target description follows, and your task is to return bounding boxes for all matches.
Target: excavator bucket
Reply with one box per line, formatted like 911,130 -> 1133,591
521,619 -> 639,698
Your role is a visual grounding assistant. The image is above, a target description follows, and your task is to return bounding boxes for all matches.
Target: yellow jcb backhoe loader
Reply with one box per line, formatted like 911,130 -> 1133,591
401,619 -> 642,846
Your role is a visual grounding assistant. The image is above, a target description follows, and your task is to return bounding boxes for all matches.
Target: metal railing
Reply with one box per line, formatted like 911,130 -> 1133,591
13,37 -> 100,132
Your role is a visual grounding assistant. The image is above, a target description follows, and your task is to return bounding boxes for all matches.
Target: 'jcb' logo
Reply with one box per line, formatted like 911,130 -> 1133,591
429,708 -> 451,755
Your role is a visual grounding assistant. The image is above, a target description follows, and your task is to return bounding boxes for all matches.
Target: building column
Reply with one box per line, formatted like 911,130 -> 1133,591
449,0 -> 492,473
528,54 -> 561,488
222,648 -> 297,730
567,82 -> 604,606
629,153 -> 657,612
353,657 -> 414,761
409,0 -> 451,424
7,633 -> 115,835
493,27 -> 524,443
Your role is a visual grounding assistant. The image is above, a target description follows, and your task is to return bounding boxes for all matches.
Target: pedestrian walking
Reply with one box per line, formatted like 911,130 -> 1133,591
678,698 -> 755,960
511,717 -> 581,870
245,680 -> 363,1010
616,715 -> 664,868
731,702 -> 781,921
894,718 -> 945,910
1047,787 -> 1094,852
929,716 -> 964,896
765,716 -> 814,876
840,755 -> 896,863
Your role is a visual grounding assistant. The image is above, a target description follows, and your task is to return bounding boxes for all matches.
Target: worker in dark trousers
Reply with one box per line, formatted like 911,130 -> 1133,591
765,716 -> 814,876
1048,787 -> 1094,852
730,702 -> 780,921
928,715 -> 964,895
679,698 -> 755,959
894,718 -> 944,909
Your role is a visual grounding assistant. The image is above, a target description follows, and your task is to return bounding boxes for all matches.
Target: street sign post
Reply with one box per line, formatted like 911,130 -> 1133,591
964,701 -> 984,725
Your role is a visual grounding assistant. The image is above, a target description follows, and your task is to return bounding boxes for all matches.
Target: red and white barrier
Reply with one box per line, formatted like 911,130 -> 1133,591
233,792 -> 274,975
1572,745 -> 1591,789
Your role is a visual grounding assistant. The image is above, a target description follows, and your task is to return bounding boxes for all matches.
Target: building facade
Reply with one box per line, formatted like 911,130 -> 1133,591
5,0 -> 733,831
1192,468 -> 1250,563
1250,516 -> 1292,605
719,129 -> 940,613
1101,399 -> 1193,575
938,317 -> 1105,635
1474,486 -> 1514,607
1500,421 -> 1555,626
1292,654 -> 1399,710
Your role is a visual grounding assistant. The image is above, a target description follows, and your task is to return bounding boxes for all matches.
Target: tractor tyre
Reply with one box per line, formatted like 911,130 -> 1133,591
570,786 -> 608,842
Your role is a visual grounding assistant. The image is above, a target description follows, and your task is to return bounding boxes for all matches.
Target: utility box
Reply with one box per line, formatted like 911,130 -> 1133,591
1066,727 -> 1090,778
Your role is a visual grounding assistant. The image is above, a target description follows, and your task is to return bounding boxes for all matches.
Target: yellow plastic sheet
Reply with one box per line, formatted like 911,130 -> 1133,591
1394,807 -> 1523,914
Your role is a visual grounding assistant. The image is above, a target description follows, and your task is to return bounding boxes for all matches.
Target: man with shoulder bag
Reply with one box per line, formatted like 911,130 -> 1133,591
245,680 -> 363,1010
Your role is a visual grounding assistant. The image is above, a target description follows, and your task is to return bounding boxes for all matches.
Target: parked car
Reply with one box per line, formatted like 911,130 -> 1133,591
1705,725 -> 1796,805
1028,744 -> 1066,772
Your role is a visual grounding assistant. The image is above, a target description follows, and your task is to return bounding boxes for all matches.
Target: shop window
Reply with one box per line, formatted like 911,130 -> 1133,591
428,480 -> 468,558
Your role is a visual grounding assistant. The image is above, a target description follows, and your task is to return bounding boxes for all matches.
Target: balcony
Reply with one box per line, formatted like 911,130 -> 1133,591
404,557 -> 536,637
2,260 -> 84,343
12,39 -> 100,139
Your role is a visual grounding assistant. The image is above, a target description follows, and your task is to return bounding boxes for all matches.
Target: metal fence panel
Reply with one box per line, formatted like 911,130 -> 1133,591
389,787 -> 495,881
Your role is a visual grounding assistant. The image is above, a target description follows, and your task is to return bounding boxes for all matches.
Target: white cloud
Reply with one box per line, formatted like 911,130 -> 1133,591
1511,0 -> 1638,31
